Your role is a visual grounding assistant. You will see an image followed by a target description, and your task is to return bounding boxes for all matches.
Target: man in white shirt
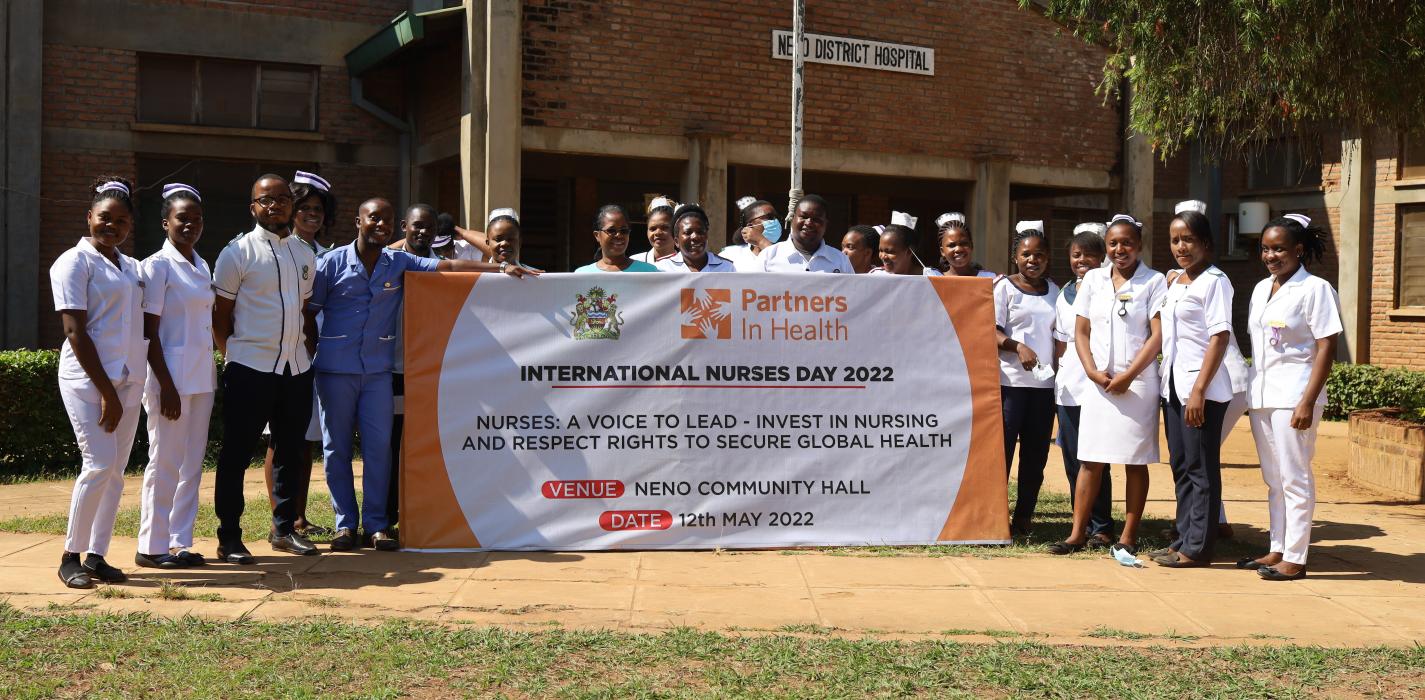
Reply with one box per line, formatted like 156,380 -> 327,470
760,194 -> 852,273
211,174 -> 320,562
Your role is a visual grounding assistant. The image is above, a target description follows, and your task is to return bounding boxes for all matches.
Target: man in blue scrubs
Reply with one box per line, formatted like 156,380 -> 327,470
305,198 -> 535,551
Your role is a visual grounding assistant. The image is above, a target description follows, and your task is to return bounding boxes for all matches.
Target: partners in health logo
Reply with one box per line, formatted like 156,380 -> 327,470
570,287 -> 624,340
680,288 -> 732,339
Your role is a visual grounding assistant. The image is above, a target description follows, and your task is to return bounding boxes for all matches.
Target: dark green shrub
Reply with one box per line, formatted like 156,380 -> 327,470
1325,363 -> 1425,422
0,350 -> 227,481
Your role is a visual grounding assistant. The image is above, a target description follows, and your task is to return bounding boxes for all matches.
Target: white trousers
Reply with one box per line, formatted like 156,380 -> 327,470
139,391 -> 215,554
59,377 -> 143,557
1250,405 -> 1322,565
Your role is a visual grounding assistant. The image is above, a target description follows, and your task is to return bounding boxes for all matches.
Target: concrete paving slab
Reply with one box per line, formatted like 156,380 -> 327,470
1159,592 -> 1410,646
631,583 -> 819,630
0,533 -> 57,559
797,554 -> 970,589
441,606 -> 629,630
1328,596 -> 1425,640
954,556 -> 1147,592
452,578 -> 636,613
811,587 -> 1014,634
474,551 -> 641,583
984,589 -> 1207,637
637,551 -> 806,588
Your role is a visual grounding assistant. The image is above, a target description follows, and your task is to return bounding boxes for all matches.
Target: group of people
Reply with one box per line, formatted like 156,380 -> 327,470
49,171 -> 1338,589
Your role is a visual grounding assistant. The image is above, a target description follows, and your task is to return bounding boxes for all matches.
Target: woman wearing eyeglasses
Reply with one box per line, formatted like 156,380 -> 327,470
1242,214 -> 1340,581
1050,214 -> 1165,557
575,204 -> 659,273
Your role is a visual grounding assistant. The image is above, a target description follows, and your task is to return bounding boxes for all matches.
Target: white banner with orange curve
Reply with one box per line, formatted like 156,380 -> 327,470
401,272 -> 1007,550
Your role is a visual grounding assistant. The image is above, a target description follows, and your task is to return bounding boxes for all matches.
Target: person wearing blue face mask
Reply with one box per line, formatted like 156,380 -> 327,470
720,197 -> 781,271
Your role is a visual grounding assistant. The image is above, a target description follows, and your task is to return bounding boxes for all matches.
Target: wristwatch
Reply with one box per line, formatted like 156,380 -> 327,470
499,261 -> 509,273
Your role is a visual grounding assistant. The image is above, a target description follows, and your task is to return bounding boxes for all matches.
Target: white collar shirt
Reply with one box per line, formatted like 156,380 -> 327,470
655,250 -> 737,273
717,244 -> 764,272
1072,263 -> 1166,385
994,276 -> 1061,388
1247,265 -> 1343,409
50,238 -> 147,385
760,240 -> 852,273
212,224 -> 317,374
140,241 -> 217,395
1155,266 -> 1236,402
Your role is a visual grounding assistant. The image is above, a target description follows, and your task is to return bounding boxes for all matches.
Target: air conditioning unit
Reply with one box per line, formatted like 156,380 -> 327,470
1238,201 -> 1270,237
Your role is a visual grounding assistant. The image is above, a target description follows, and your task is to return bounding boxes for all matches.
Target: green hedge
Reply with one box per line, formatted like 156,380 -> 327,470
1324,362 -> 1425,422
0,350 -> 226,481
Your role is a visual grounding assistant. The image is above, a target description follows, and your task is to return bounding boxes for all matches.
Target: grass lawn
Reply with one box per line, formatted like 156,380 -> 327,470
0,605 -> 1420,699
0,484 -> 1257,561
0,487 -> 344,544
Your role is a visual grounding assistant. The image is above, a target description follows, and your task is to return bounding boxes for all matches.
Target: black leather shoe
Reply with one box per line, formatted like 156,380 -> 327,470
82,554 -> 128,583
270,532 -> 319,556
1156,554 -> 1211,569
135,552 -> 184,569
216,542 -> 255,565
329,529 -> 358,552
1258,565 -> 1307,581
58,552 -> 94,589
1236,555 -> 1273,570
173,550 -> 207,567
369,529 -> 400,552
1047,541 -> 1085,556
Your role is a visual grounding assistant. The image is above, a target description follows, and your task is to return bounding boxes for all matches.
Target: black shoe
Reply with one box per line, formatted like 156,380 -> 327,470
1086,534 -> 1114,550
1258,565 -> 1307,581
1236,555 -> 1275,570
1157,554 -> 1211,569
296,523 -> 333,538
82,554 -> 127,583
173,550 -> 207,567
369,529 -> 399,552
135,552 -> 184,569
329,529 -> 359,552
216,542 -> 255,565
269,532 -> 319,556
1146,547 -> 1176,560
1047,541 -> 1085,556
58,553 -> 94,589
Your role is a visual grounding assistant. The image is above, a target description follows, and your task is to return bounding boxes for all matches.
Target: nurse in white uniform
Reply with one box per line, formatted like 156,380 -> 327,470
993,222 -> 1060,536
1061,214 -> 1165,555
654,203 -> 737,272
930,214 -> 998,278
1149,207 -> 1235,568
632,196 -> 678,265
136,184 -> 216,569
1050,223 -> 1116,551
720,197 -> 780,271
51,177 -> 148,589
1244,214 -> 1341,581
871,212 -> 929,275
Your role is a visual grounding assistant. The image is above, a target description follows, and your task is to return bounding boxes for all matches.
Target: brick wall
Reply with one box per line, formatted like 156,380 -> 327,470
523,0 -> 1119,172
1369,138 -> 1425,368
35,3 -> 404,347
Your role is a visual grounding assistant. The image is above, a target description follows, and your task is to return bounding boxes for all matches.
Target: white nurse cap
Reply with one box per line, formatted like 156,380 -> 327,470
1174,200 -> 1207,215
890,211 -> 918,228
935,212 -> 966,228
1073,222 -> 1106,236
1015,220 -> 1045,234
292,170 -> 331,192
1283,213 -> 1312,228
488,207 -> 520,224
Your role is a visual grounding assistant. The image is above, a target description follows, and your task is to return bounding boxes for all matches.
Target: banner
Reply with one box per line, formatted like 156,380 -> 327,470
401,272 -> 1007,551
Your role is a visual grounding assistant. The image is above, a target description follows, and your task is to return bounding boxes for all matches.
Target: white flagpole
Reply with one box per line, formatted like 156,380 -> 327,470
789,0 -> 806,226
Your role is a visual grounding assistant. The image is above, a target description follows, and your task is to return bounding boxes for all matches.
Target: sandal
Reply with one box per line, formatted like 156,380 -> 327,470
1258,565 -> 1307,581
1047,541 -> 1085,556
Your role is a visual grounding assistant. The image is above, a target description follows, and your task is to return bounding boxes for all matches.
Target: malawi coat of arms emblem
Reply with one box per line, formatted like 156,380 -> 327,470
570,287 -> 624,340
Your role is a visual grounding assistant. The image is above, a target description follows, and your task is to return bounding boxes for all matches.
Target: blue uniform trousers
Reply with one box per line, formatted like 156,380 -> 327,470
316,371 -> 394,533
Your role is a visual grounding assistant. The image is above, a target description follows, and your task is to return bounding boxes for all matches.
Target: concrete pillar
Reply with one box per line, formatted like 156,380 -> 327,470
483,0 -> 521,213
681,134 -> 728,249
2,0 -> 42,349
1337,128 -> 1374,363
1122,130 -> 1156,266
459,0 -> 486,228
969,160 -> 1010,271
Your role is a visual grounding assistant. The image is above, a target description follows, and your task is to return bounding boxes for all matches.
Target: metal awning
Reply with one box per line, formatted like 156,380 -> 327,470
344,6 -> 463,76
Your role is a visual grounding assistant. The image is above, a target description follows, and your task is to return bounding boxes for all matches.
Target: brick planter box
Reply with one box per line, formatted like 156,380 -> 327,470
1348,409 -> 1425,502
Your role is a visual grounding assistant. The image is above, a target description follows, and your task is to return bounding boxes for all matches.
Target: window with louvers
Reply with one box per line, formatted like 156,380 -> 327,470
1400,206 -> 1425,308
